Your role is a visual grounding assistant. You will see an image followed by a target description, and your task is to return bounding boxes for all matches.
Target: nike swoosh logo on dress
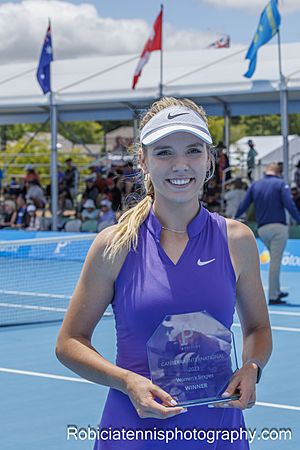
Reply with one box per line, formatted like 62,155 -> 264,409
167,112 -> 189,120
197,258 -> 216,266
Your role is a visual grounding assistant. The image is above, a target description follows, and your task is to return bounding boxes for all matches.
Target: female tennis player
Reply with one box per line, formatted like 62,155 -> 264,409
56,97 -> 272,449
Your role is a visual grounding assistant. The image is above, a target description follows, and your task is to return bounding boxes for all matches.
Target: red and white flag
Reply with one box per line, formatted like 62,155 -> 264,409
208,34 -> 230,49
132,9 -> 163,90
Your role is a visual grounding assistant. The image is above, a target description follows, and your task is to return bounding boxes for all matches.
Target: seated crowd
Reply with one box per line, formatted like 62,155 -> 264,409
0,159 -> 138,233
1,152 -> 300,233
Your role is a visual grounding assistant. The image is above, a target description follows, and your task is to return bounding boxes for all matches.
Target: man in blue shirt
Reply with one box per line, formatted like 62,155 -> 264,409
235,162 -> 300,305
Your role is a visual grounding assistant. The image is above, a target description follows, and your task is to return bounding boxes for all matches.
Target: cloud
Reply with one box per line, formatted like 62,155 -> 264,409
202,0 -> 300,13
0,0 -> 224,64
164,24 -> 222,51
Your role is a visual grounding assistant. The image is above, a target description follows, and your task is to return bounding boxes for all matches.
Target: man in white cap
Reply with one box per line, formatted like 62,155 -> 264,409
97,199 -> 116,232
81,199 -> 99,222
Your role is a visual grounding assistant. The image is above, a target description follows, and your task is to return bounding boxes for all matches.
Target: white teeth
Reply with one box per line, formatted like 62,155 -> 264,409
168,178 -> 191,186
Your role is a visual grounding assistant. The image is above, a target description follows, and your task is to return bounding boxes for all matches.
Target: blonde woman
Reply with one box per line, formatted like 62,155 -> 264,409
56,97 -> 272,449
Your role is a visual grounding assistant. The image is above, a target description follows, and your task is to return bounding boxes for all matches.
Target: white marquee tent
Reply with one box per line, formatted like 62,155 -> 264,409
0,42 -> 299,124
1,41 -> 299,229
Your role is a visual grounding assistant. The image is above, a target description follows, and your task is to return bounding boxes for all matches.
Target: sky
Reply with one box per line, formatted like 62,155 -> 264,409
0,0 -> 298,64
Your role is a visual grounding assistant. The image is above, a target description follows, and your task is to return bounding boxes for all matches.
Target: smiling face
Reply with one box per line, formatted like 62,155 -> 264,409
139,131 -> 211,204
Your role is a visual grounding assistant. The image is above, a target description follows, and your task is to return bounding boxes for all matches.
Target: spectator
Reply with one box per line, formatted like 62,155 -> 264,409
291,183 -> 300,214
0,165 -> 3,195
202,178 -> 221,212
24,164 -> 41,185
58,182 -> 73,210
64,158 -> 79,200
294,160 -> 300,189
95,170 -> 108,194
10,195 -> 27,228
224,178 -> 246,219
235,162 -> 300,305
58,163 -> 65,184
64,212 -> 82,233
246,139 -> 258,182
25,204 -> 41,231
82,174 -> 99,204
55,190 -> 74,231
81,199 -> 99,222
0,200 -> 16,228
277,162 -> 283,178
8,177 -> 21,197
216,141 -> 231,184
26,180 -> 46,209
113,136 -> 127,155
122,161 -> 136,196
105,174 -> 122,212
96,199 -> 117,232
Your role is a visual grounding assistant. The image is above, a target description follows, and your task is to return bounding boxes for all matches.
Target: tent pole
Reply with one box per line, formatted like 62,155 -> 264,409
159,4 -> 164,98
223,104 -> 230,151
277,30 -> 289,184
50,91 -> 58,231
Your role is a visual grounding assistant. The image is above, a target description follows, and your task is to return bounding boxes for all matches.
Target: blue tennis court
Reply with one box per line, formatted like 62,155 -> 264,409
1,233 -> 299,449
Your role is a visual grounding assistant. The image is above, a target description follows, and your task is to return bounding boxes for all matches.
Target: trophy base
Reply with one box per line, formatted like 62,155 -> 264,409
168,394 -> 240,408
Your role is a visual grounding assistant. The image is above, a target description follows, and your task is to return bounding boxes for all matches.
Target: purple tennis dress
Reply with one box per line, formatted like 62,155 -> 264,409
94,203 -> 250,449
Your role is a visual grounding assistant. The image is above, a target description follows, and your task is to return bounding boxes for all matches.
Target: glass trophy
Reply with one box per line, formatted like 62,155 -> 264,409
146,311 -> 240,407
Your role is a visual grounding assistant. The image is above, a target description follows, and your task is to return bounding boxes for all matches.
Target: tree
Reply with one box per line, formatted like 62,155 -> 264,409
58,121 -> 104,145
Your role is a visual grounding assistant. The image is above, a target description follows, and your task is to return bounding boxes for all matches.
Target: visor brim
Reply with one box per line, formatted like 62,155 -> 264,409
141,125 -> 212,146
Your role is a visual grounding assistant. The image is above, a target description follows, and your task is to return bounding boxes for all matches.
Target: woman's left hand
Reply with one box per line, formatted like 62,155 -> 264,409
210,362 -> 258,410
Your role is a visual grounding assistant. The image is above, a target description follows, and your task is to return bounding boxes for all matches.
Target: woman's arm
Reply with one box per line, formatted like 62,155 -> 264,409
214,219 -> 272,410
229,220 -> 272,366
56,225 -> 185,419
56,225 -> 129,390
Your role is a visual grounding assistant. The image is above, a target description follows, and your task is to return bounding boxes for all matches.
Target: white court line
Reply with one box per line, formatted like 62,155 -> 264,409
0,367 -> 92,383
232,323 -> 300,333
262,286 -> 289,290
255,402 -> 300,411
1,367 -> 299,412
0,302 -> 112,316
0,289 -> 70,299
0,302 -> 67,312
269,310 -> 300,317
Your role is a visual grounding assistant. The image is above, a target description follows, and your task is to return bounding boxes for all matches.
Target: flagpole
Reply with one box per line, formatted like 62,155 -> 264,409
159,4 -> 163,98
50,89 -> 58,231
277,29 -> 289,184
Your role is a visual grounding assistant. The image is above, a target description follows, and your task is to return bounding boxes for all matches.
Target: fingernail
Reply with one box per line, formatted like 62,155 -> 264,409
222,403 -> 230,408
222,391 -> 230,398
180,408 -> 188,414
170,399 -> 178,406
208,404 -> 215,408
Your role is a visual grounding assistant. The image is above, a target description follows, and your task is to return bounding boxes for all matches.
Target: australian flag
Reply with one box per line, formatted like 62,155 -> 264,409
37,22 -> 53,94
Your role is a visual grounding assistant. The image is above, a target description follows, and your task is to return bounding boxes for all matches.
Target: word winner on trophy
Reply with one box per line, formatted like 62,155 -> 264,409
146,311 -> 240,407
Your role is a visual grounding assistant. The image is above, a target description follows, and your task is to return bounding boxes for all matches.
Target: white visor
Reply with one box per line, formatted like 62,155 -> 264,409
140,106 -> 212,146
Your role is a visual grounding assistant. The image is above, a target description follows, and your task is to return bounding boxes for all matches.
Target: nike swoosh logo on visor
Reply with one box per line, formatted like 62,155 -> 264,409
167,112 -> 189,120
197,258 -> 216,266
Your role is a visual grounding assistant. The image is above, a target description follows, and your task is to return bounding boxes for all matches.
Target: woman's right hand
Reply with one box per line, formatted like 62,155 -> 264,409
124,371 -> 187,419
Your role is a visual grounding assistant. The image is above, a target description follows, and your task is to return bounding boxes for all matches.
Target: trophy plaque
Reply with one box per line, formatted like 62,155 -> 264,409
147,311 -> 240,407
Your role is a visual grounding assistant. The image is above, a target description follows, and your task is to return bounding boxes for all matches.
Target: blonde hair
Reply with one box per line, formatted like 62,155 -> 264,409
103,96 -> 215,262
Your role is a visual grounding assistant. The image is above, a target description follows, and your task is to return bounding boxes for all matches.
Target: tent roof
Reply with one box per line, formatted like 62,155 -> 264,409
0,42 -> 300,124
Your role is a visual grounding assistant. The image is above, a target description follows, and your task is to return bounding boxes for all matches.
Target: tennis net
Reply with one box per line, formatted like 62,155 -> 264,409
0,234 -> 113,326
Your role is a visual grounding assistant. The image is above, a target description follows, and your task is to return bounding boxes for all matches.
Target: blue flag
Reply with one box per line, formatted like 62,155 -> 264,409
37,23 -> 53,94
244,0 -> 281,78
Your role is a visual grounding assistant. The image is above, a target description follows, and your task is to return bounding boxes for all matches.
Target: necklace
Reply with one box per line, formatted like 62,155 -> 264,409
161,226 -> 187,234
